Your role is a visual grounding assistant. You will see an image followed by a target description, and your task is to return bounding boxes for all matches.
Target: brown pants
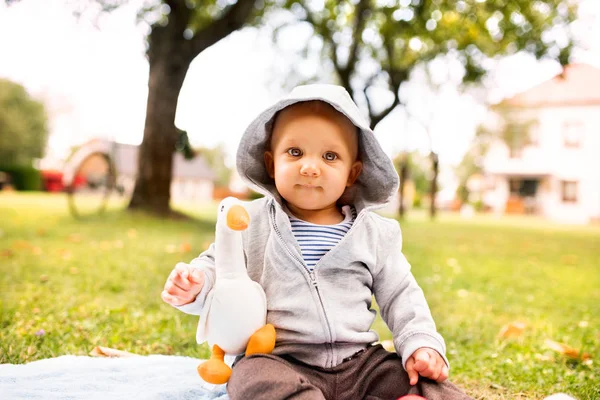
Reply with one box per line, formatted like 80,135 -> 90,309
227,344 -> 473,400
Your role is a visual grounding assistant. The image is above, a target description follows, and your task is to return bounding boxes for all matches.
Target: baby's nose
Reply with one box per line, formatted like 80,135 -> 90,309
300,161 -> 320,176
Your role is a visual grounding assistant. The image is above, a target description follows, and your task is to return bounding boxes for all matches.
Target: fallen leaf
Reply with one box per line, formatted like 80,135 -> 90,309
180,242 -> 192,253
560,254 -> 578,265
13,240 -> 32,249
497,321 -> 526,339
58,249 -> 72,260
534,353 -> 554,362
1,249 -> 14,258
68,234 -> 82,243
89,346 -> 140,358
544,339 -> 591,360
489,383 -> 506,390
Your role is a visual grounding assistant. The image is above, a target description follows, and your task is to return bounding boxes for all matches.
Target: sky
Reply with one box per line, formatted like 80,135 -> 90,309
1,0 -> 599,172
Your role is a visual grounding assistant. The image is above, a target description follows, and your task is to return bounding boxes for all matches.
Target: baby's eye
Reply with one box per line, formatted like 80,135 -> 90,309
323,152 -> 337,161
287,148 -> 302,157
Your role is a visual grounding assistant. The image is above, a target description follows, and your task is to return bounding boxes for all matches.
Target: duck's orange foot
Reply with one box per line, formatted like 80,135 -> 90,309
198,344 -> 232,384
246,324 -> 276,356
197,358 -> 232,384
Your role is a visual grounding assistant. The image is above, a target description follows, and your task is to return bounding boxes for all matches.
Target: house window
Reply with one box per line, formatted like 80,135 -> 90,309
563,122 -> 582,148
561,181 -> 578,203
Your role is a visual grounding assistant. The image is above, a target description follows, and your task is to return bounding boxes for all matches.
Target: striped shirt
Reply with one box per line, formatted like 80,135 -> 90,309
288,205 -> 357,271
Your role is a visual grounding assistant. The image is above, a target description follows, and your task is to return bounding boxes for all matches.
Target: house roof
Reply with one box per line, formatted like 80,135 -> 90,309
497,63 -> 600,108
114,143 -> 216,180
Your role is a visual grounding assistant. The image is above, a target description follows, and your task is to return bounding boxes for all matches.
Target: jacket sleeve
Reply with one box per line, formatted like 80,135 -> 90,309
371,220 -> 449,370
173,243 -> 217,316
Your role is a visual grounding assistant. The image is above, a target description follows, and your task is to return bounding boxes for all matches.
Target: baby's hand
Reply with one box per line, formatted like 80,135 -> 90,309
161,263 -> 205,306
405,347 -> 448,385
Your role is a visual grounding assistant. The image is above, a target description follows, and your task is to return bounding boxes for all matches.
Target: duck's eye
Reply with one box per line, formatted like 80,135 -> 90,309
287,148 -> 302,157
220,205 -> 224,212
323,152 -> 337,161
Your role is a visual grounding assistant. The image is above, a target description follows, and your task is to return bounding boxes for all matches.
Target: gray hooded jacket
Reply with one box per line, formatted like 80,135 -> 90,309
177,84 -> 448,369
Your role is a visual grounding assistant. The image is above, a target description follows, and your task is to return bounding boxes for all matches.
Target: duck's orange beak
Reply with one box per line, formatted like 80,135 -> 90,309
227,205 -> 250,231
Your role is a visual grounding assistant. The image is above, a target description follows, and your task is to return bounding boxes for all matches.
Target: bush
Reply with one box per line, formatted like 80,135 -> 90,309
0,165 -> 41,191
472,200 -> 485,212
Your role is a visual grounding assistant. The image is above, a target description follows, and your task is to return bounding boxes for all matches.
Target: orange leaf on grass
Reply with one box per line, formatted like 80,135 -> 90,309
544,339 -> 591,360
497,321 -> 526,339
1,249 -> 14,258
180,242 -> 192,253
89,346 -> 140,358
12,240 -> 33,250
67,234 -> 82,243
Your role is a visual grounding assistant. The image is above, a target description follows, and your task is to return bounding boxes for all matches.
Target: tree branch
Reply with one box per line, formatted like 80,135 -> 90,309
186,0 -> 258,61
165,0 -> 192,36
341,0 -> 369,84
369,37 -> 405,129
362,74 -> 377,121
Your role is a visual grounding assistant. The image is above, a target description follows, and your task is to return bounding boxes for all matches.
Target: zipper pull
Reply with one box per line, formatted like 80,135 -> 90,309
309,271 -> 318,287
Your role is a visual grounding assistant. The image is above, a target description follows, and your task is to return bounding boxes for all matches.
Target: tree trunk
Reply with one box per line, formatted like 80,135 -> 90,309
128,34 -> 190,216
126,0 -> 258,217
398,155 -> 409,219
429,151 -> 439,219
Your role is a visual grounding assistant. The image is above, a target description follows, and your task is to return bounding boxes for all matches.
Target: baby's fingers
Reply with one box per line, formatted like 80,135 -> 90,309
164,278 -> 191,298
405,357 -> 419,386
436,365 -> 449,382
161,290 -> 187,306
169,264 -> 194,289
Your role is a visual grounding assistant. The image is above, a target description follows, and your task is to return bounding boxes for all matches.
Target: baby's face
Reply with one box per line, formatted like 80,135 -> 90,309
264,105 -> 362,217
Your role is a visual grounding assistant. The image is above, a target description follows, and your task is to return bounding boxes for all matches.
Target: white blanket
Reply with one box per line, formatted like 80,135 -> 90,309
0,356 -> 229,400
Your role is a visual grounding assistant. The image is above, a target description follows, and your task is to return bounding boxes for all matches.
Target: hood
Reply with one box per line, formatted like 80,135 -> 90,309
236,84 -> 399,212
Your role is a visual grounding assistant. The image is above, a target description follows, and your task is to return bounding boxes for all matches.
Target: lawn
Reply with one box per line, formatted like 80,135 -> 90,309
1,192 -> 598,399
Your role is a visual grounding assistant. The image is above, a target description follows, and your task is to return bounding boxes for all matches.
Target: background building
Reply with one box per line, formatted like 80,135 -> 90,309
482,64 -> 600,224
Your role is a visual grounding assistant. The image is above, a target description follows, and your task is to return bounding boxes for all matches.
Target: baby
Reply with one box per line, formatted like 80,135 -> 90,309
162,84 -> 472,399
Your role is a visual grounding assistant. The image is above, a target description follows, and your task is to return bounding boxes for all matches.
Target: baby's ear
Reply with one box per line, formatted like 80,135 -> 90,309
346,160 -> 363,187
264,151 -> 275,178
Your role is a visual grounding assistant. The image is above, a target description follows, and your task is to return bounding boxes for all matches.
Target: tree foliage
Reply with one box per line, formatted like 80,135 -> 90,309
275,0 -> 578,129
0,78 -> 49,166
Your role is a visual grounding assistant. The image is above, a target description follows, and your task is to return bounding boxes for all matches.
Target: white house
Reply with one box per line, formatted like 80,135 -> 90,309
482,64 -> 600,224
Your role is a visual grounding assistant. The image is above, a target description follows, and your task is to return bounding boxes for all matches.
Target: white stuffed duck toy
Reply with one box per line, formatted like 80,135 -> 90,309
196,197 -> 276,384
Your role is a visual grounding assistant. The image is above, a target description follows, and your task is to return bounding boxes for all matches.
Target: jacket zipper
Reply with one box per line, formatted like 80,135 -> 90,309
270,202 -> 335,365
269,202 -> 367,367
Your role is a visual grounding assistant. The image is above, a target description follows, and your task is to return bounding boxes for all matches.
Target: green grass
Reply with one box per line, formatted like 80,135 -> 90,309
1,193 -> 598,399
